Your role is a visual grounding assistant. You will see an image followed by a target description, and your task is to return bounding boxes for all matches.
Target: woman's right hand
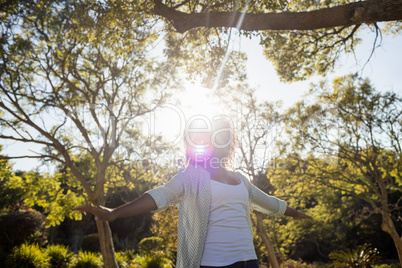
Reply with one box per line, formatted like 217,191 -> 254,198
74,205 -> 117,222
75,193 -> 157,222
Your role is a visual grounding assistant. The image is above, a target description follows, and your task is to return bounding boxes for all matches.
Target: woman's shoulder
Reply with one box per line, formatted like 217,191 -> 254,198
230,170 -> 251,183
231,169 -> 247,178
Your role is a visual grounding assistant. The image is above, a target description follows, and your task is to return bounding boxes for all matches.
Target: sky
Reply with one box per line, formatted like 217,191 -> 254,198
3,25 -> 402,172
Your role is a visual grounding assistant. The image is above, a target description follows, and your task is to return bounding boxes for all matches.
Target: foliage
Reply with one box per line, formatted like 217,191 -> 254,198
0,146 -> 24,213
45,244 -> 74,268
0,210 -> 47,251
138,236 -> 164,254
72,251 -> 103,268
136,236 -> 175,266
130,253 -> 173,268
151,206 -> 179,262
163,27 -> 248,89
17,171 -> 85,227
6,242 -> 49,268
329,244 -> 380,268
260,26 -> 360,82
115,251 -> 129,268
266,153 -> 362,259
372,264 -> 401,268
273,74 -> 402,263
81,233 -> 100,253
280,259 -> 328,268
119,249 -> 138,266
0,165 -> 85,228
265,152 -> 400,262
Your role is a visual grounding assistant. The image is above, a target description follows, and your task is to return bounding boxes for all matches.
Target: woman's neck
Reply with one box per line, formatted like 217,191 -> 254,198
206,164 -> 227,179
188,159 -> 229,179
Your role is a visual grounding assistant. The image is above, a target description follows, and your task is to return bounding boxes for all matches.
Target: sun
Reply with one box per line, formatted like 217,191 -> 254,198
153,83 -> 224,150
179,84 -> 223,118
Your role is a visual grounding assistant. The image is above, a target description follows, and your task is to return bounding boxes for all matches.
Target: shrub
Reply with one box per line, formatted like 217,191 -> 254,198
138,236 -> 164,254
281,259 -> 328,268
121,249 -> 137,263
329,244 -> 380,268
6,242 -> 49,268
372,264 -> 401,268
81,233 -> 100,253
130,254 -> 173,268
72,251 -> 103,268
45,244 -> 73,268
0,210 -> 47,251
115,251 -> 129,268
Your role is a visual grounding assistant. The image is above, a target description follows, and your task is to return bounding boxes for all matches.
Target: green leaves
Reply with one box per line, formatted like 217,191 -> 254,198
329,244 -> 381,268
0,153 -> 24,213
163,26 -> 248,89
260,25 -> 361,82
13,171 -> 85,227
6,242 -> 49,268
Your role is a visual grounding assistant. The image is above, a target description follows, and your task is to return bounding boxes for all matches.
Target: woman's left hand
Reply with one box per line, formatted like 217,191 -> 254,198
292,210 -> 313,220
284,206 -> 313,220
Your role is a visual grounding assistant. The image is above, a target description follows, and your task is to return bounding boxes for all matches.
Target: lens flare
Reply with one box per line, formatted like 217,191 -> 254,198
186,134 -> 213,163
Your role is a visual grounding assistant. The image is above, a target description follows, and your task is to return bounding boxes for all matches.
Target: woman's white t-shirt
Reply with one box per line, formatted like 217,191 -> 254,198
200,179 -> 258,266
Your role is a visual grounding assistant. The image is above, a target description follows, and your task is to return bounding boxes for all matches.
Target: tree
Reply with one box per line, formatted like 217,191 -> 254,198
266,154 -> 391,262
0,1 -> 180,267
153,0 -> 401,82
281,74 -> 402,265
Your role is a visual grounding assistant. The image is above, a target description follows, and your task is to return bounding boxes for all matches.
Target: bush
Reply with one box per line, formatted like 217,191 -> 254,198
6,242 -> 49,268
329,244 -> 380,268
0,210 -> 47,251
121,249 -> 137,263
281,259 -> 328,268
45,244 -> 73,268
116,251 -> 129,268
72,251 -> 103,268
138,236 -> 164,254
372,264 -> 401,268
130,254 -> 173,268
81,233 -> 100,253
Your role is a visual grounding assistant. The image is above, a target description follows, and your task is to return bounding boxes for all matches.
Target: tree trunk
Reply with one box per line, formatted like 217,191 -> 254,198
254,211 -> 280,268
381,212 -> 402,267
96,220 -> 118,268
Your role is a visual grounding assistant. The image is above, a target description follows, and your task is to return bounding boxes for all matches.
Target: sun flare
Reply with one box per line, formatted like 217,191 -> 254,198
153,84 -> 224,150
179,84 -> 223,117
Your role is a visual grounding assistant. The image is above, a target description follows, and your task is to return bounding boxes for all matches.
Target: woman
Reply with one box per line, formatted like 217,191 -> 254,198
75,117 -> 312,268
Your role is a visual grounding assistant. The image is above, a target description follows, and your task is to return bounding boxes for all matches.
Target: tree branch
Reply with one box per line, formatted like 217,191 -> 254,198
0,134 -> 54,147
0,154 -> 64,163
153,0 -> 402,33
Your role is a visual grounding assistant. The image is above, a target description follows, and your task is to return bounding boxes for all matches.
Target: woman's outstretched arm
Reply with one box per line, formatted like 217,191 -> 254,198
284,206 -> 313,220
75,193 -> 157,222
